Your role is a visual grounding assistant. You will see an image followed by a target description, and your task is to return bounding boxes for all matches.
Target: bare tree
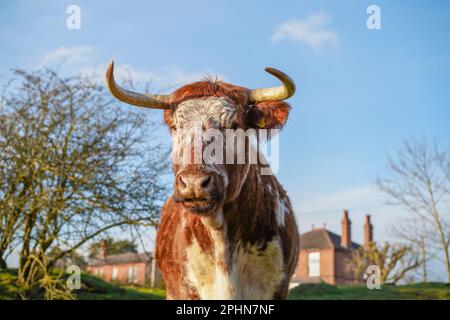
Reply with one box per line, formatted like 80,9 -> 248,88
0,68 -> 170,298
87,237 -> 137,259
349,241 -> 420,285
377,138 -> 450,282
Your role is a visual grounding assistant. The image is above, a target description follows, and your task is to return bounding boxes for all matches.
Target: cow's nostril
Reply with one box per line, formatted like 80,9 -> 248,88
201,176 -> 212,189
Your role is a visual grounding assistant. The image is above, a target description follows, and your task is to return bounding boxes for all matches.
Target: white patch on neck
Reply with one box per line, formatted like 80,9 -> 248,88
185,218 -> 236,300
232,238 -> 284,299
185,215 -> 285,300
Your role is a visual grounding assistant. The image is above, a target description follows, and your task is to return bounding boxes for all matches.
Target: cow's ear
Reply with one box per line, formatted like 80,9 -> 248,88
163,109 -> 176,129
246,101 -> 291,129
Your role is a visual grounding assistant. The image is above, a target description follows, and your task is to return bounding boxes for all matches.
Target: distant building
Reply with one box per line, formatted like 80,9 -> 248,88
85,241 -> 162,288
291,210 -> 374,286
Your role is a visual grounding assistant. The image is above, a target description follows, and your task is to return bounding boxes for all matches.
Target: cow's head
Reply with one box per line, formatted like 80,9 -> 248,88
106,62 -> 295,219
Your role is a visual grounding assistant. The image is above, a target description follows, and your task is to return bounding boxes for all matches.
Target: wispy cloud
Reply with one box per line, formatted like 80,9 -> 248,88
79,64 -> 216,93
37,46 -> 223,91
271,13 -> 338,48
38,46 -> 95,69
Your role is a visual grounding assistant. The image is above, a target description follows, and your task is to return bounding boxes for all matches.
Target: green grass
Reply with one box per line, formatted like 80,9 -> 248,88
76,273 -> 165,300
1,269 -> 448,300
288,281 -> 450,300
0,269 -> 165,300
0,269 -> 21,300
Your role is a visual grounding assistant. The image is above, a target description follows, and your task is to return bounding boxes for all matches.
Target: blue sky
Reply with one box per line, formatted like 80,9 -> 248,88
1,1 -> 449,279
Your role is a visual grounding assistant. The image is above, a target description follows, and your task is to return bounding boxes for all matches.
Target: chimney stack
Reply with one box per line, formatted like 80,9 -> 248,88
341,210 -> 352,248
364,214 -> 374,247
99,239 -> 109,259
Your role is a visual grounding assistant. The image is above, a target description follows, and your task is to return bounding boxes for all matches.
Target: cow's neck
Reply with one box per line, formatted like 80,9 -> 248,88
200,164 -> 279,244
185,165 -> 283,299
225,164 -> 279,245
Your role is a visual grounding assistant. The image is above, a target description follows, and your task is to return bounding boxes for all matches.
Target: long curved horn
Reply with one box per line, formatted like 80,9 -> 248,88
105,61 -> 171,109
248,67 -> 296,103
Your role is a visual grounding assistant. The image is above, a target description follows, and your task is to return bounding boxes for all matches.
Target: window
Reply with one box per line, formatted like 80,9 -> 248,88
308,252 -> 320,277
133,267 -> 138,283
128,266 -> 137,283
112,267 -> 118,280
127,267 -> 133,282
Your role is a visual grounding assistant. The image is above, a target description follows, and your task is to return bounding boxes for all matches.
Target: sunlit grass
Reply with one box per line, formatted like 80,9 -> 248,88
2,269 -> 448,300
288,281 -> 450,300
0,269 -> 165,300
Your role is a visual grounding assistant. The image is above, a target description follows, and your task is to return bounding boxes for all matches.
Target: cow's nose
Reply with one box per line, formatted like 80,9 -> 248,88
177,173 -> 214,196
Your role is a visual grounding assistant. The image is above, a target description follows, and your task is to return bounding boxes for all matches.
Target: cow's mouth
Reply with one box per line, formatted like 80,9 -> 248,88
179,197 -> 216,214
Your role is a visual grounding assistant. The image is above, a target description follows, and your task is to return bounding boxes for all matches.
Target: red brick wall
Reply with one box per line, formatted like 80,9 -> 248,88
293,248 -> 360,285
334,249 -> 358,284
86,262 -> 147,286
293,248 -> 335,284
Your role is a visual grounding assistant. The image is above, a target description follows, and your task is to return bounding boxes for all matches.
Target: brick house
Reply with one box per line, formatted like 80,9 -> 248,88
291,210 -> 374,286
86,241 -> 161,288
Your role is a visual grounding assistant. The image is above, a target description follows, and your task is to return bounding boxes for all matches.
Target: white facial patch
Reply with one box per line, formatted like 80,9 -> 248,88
171,97 -> 237,184
173,96 -> 237,130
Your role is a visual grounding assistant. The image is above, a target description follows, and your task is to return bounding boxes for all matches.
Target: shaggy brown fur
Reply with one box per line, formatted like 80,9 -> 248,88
164,80 -> 291,130
156,79 -> 298,300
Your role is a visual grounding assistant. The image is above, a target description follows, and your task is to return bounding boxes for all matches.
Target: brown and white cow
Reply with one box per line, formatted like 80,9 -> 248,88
105,62 -> 299,300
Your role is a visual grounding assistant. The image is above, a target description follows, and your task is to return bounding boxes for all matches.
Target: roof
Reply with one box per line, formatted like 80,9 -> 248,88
300,228 -> 360,250
88,252 -> 153,267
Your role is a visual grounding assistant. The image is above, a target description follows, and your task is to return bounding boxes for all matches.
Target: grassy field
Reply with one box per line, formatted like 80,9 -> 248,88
1,269 -> 448,300
288,281 -> 450,300
0,269 -> 165,300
